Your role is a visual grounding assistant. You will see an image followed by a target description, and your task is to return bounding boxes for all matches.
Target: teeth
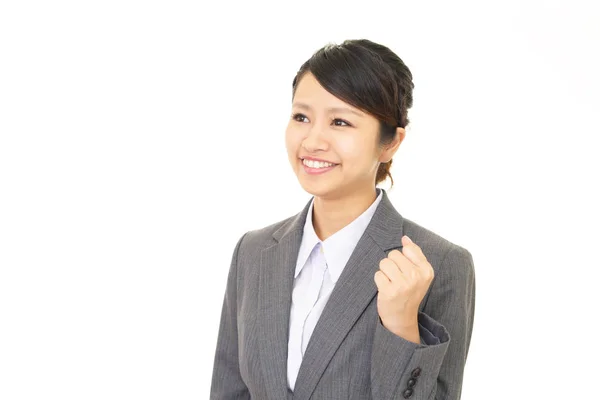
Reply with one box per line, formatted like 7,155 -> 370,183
303,159 -> 336,169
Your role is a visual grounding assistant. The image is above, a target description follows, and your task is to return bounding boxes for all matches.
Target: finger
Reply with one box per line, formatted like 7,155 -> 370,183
402,235 -> 424,257
401,235 -> 427,267
387,251 -> 422,284
387,249 -> 418,272
379,257 -> 405,283
374,270 -> 392,292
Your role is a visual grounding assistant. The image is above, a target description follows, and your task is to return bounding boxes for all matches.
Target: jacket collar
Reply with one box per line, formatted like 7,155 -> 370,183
294,188 -> 384,283
273,188 -> 403,253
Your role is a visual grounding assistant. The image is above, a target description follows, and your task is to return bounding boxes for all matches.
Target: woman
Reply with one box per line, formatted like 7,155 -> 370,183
210,39 -> 476,400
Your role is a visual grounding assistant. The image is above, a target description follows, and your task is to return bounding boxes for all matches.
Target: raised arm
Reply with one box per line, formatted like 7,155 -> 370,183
371,242 -> 476,399
423,245 -> 476,399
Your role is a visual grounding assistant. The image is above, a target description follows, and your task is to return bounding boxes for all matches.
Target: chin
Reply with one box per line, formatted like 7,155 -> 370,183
297,181 -> 339,199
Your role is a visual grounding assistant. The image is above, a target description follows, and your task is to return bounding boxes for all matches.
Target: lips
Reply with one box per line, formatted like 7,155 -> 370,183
300,159 -> 338,175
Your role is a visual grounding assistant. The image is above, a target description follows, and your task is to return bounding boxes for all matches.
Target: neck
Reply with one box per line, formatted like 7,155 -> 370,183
311,187 -> 379,241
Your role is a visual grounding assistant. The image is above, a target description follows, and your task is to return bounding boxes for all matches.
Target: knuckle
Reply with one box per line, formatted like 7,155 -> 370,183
378,263 -> 387,274
388,249 -> 402,260
426,267 -> 435,281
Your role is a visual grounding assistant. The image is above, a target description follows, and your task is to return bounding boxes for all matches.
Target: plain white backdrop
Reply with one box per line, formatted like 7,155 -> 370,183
1,0 -> 599,399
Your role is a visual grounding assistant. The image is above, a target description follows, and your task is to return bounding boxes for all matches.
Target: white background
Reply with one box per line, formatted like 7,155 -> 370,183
1,0 -> 599,399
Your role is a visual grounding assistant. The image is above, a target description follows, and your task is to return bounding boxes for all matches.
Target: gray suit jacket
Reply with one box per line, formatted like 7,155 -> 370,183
210,189 -> 476,400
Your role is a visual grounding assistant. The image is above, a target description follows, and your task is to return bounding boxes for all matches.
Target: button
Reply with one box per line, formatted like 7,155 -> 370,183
411,367 -> 421,378
407,378 -> 417,388
402,388 -> 414,398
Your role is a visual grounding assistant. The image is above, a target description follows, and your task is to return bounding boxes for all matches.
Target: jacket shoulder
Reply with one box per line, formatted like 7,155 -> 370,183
237,214 -> 297,254
402,217 -> 475,312
402,217 -> 473,268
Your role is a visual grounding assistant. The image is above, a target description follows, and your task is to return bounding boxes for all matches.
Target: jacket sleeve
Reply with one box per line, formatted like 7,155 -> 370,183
371,245 -> 476,400
210,233 -> 250,400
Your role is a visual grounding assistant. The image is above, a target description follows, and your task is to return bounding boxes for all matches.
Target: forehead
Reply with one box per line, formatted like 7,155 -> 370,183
293,73 -> 361,113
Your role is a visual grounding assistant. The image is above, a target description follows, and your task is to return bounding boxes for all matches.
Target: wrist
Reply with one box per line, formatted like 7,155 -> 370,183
379,317 -> 420,344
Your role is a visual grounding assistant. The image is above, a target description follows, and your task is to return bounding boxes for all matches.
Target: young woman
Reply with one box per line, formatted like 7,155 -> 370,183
210,39 -> 476,400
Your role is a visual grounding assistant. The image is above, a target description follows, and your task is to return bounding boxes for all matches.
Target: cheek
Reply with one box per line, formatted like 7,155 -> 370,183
284,126 -> 293,147
285,127 -> 300,156
335,137 -> 379,175
336,136 -> 369,161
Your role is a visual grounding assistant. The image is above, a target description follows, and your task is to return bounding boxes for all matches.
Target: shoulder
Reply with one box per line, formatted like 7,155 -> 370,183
402,217 -> 474,276
234,213 -> 298,257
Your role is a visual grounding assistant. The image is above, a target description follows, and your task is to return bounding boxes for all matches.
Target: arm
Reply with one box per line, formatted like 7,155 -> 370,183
424,246 -> 476,399
209,233 -> 250,400
371,245 -> 476,400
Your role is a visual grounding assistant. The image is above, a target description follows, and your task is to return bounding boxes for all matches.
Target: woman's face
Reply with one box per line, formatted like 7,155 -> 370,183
285,72 -> 402,199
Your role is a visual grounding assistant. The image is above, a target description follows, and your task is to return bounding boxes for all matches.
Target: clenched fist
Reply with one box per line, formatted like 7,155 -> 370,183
374,235 -> 435,342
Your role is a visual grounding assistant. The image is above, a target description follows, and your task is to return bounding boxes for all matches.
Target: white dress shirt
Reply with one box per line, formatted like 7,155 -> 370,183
287,189 -> 383,391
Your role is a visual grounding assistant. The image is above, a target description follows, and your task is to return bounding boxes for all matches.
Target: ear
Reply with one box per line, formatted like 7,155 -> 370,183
379,127 -> 406,163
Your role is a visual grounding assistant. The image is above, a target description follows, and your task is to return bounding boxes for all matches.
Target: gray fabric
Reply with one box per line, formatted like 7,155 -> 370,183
210,188 -> 476,400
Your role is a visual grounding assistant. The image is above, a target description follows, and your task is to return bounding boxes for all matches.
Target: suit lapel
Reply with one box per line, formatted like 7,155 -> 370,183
292,189 -> 405,400
257,200 -> 310,400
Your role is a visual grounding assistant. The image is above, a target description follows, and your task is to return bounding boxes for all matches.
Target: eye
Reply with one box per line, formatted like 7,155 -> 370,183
292,113 -> 309,123
291,113 -> 352,127
333,118 -> 352,127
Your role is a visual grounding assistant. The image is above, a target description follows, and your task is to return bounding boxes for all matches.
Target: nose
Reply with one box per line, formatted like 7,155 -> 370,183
301,125 -> 329,153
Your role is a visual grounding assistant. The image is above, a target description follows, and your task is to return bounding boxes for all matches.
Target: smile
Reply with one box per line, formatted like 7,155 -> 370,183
301,159 -> 338,175
302,159 -> 337,168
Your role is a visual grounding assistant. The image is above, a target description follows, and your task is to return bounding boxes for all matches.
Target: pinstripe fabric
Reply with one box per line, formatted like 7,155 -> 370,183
210,188 -> 476,400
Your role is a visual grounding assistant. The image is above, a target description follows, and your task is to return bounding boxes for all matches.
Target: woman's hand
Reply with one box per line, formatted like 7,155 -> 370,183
374,235 -> 435,342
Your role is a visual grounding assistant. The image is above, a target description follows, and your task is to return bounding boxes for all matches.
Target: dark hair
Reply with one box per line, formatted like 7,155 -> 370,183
291,39 -> 415,188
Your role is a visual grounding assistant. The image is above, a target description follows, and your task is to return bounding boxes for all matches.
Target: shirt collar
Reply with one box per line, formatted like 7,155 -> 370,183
294,188 -> 384,283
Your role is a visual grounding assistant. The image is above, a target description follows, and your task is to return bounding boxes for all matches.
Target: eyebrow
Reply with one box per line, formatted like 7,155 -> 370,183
292,102 -> 365,118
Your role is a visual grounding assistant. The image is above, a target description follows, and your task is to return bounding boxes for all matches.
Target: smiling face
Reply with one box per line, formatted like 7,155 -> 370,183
285,72 -> 402,199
